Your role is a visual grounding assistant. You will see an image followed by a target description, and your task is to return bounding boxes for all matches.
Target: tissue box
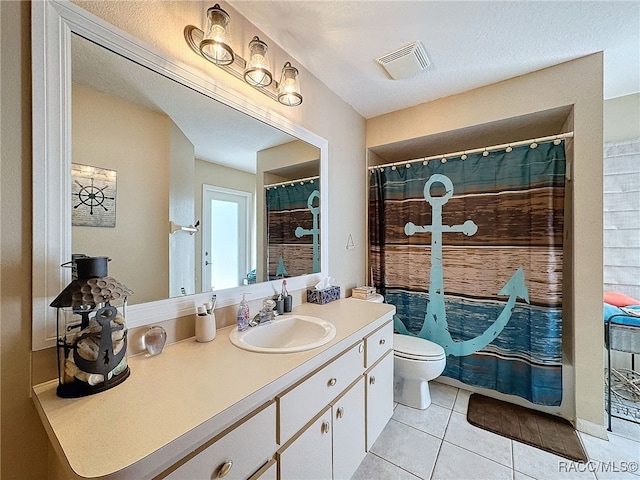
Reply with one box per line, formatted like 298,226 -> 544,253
307,286 -> 341,305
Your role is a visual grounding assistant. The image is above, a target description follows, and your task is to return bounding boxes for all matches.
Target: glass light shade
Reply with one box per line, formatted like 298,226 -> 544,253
200,4 -> 234,65
244,36 -> 273,87
277,62 -> 302,106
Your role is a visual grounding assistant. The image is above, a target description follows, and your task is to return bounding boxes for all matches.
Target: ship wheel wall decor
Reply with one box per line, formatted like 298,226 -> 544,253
71,163 -> 117,228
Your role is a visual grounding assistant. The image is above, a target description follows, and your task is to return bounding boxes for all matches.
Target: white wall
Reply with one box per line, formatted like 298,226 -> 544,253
604,93 -> 640,143
603,94 -> 640,370
603,140 -> 640,300
169,122 -> 197,298
603,94 -> 640,299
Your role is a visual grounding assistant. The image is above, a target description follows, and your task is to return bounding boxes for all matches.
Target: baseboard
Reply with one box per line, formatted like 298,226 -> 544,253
576,417 -> 608,440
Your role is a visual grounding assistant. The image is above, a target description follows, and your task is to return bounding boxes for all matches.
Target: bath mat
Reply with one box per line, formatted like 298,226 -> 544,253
466,393 -> 588,462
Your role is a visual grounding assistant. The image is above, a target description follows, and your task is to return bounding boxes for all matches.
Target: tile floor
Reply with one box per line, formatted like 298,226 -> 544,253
353,382 -> 640,480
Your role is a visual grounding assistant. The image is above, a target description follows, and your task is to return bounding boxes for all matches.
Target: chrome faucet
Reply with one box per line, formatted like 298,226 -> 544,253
250,299 -> 277,327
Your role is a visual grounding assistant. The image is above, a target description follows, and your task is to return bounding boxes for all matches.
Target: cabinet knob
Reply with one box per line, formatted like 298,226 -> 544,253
369,375 -> 376,385
379,338 -> 386,345
217,460 -> 233,478
358,343 -> 364,353
321,421 -> 330,434
328,378 -> 337,387
336,407 -> 344,419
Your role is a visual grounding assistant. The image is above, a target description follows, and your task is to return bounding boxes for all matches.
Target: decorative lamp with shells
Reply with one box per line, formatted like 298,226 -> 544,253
50,256 -> 133,398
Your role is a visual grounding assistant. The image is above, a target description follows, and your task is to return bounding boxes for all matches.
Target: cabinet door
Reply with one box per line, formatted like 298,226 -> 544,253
366,351 -> 394,450
278,341 -> 364,445
278,408 -> 333,480
164,402 -> 276,480
332,377 -> 366,480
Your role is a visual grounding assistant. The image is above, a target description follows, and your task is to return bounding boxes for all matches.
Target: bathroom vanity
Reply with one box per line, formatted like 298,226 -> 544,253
32,298 -> 395,479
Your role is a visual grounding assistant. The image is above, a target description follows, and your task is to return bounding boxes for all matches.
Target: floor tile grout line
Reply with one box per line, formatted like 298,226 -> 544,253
369,451 -> 425,479
439,438 -> 515,471
511,439 -> 515,480
392,404 -> 454,439
428,435 -> 445,480
389,415 -> 450,442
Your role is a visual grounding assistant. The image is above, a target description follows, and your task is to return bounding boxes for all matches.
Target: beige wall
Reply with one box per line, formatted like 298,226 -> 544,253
72,82 -> 170,304
1,2 -> 51,479
367,54 -> 604,430
604,93 -> 640,143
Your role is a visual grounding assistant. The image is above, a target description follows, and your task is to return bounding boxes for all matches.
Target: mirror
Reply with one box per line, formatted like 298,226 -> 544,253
32,0 -> 328,350
70,35 -> 320,305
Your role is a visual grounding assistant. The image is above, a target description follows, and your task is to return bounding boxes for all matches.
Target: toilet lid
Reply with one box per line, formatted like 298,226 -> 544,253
393,333 -> 445,359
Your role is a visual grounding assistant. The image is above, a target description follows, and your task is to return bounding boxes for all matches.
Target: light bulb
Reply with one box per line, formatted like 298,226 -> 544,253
277,62 -> 302,106
244,37 -> 272,87
208,24 -> 225,42
199,4 -> 233,65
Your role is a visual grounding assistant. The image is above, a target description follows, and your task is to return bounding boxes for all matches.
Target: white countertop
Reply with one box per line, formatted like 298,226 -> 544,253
33,298 -> 395,479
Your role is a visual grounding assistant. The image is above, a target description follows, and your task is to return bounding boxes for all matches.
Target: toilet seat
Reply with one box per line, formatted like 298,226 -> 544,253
393,334 -> 445,361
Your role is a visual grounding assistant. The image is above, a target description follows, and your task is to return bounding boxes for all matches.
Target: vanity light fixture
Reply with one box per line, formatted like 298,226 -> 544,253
277,62 -> 302,106
184,4 -> 303,106
244,36 -> 272,87
200,4 -> 234,65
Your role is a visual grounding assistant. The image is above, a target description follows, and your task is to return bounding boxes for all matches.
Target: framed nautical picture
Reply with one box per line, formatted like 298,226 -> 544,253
71,163 -> 117,227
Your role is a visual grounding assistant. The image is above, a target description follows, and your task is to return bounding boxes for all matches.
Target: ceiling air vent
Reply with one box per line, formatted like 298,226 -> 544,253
375,41 -> 431,80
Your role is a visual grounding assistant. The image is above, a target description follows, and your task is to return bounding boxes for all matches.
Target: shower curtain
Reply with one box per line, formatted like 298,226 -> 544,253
266,181 -> 320,279
369,140 -> 566,406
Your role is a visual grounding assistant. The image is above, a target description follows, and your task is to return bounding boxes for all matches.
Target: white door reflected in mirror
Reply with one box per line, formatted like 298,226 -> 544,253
202,185 -> 252,291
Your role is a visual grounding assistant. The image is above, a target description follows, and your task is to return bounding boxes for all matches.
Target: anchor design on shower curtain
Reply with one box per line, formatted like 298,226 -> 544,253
401,174 -> 529,357
295,190 -> 320,273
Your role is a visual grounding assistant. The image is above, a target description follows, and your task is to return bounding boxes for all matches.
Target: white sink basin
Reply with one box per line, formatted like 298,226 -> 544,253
229,315 -> 336,353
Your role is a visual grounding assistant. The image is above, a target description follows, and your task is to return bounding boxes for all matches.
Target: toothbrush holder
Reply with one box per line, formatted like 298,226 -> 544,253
195,312 -> 216,342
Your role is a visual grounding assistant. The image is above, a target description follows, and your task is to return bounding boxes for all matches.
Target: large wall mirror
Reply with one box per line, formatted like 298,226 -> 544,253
32,1 -> 328,350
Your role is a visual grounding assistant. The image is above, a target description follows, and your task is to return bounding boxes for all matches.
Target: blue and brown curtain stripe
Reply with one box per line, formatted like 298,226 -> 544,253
266,180 -> 320,279
369,140 -> 566,406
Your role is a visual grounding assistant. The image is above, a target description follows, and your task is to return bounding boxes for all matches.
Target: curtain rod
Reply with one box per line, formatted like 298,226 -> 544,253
264,175 -> 319,189
367,132 -> 574,171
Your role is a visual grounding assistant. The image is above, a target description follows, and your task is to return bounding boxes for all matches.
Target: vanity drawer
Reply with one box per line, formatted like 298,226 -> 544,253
277,341 -> 364,444
365,320 -> 393,367
163,401 -> 276,480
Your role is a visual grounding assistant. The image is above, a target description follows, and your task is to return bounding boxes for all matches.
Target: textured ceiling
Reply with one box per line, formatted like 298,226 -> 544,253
232,1 -> 640,119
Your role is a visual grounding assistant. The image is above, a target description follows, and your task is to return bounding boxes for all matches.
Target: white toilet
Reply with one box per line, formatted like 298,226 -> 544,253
393,334 -> 446,409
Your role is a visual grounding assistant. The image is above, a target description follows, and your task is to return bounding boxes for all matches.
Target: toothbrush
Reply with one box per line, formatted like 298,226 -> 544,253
205,295 -> 217,315
211,294 -> 217,309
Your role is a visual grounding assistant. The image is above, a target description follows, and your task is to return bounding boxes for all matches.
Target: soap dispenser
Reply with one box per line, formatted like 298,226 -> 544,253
237,293 -> 250,332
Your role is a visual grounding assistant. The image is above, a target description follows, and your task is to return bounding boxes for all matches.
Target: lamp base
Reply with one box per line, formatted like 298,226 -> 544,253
56,366 -> 130,398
